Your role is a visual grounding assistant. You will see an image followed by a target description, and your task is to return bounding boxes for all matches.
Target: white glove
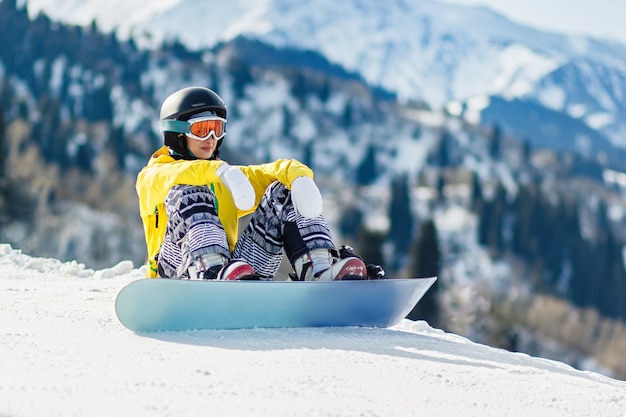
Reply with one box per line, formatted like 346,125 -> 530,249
216,163 -> 255,211
291,176 -> 323,218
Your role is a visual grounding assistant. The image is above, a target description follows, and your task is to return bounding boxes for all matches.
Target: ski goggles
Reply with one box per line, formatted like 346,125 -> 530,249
160,116 -> 227,141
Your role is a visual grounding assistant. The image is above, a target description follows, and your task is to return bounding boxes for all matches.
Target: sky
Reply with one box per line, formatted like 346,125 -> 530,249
442,0 -> 626,44
1,244 -> 626,417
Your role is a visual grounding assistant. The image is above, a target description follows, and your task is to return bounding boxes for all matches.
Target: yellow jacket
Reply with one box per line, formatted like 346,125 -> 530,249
136,146 -> 314,277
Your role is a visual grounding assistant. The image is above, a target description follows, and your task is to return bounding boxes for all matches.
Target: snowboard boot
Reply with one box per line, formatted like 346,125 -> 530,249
191,254 -> 257,280
338,245 -> 386,279
292,248 -> 367,281
217,259 -> 258,280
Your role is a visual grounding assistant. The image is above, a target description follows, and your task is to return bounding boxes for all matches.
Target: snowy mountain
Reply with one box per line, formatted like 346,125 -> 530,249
19,0 -> 626,152
2,244 -> 625,417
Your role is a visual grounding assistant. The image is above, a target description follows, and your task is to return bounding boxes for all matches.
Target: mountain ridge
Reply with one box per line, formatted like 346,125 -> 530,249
18,0 -> 626,150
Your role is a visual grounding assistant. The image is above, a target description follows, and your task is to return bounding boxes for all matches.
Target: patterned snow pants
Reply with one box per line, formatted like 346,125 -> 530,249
157,181 -> 335,280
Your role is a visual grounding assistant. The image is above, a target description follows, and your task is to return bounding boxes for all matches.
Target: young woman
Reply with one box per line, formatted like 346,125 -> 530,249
136,86 -> 378,281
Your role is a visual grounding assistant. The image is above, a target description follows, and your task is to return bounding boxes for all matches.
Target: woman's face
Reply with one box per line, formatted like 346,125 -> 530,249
185,135 -> 217,160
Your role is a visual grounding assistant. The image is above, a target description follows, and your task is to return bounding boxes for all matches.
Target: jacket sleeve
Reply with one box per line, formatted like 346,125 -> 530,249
239,159 -> 314,192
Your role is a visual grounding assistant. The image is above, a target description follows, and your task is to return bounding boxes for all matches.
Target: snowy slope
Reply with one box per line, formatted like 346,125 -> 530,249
1,244 -> 625,417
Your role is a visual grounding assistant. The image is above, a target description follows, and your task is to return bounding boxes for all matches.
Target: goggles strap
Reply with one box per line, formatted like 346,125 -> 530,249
160,119 -> 191,134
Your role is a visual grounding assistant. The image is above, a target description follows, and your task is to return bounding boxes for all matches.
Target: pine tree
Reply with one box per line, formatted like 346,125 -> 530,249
229,58 -> 253,99
434,130 -> 451,167
588,203 -> 626,320
477,196 -> 492,247
478,181 -> 506,256
0,104 -> 6,178
302,141 -> 314,171
356,144 -> 378,186
0,104 -> 7,223
387,174 -> 414,272
281,105 -> 292,137
597,231 -> 626,319
341,100 -> 353,128
436,172 -> 446,201
291,73 -> 308,107
339,205 -> 363,242
470,171 -> 485,213
355,226 -> 386,270
511,184 -> 541,259
569,221 -> 594,309
521,139 -> 532,165
489,124 -> 502,159
490,182 -> 507,254
406,219 -> 441,325
318,78 -> 331,103
541,197 -> 567,289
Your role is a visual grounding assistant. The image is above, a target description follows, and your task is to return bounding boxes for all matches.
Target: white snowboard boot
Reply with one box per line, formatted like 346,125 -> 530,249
190,253 -> 256,280
293,248 -> 367,281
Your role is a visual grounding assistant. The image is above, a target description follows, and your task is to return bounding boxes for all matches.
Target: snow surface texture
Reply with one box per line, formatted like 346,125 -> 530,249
1,244 -> 625,417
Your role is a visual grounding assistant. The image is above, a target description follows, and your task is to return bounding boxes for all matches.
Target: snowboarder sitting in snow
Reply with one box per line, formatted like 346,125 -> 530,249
137,86 -> 383,281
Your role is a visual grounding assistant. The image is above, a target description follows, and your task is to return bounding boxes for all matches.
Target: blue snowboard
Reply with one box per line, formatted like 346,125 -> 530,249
115,277 -> 437,332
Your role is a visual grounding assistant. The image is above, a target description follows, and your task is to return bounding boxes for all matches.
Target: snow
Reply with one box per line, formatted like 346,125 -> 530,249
18,0 -> 626,148
1,244 -> 625,416
18,0 -> 612,104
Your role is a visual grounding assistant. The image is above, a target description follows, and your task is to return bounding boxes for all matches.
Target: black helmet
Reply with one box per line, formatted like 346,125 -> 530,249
159,87 -> 227,160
